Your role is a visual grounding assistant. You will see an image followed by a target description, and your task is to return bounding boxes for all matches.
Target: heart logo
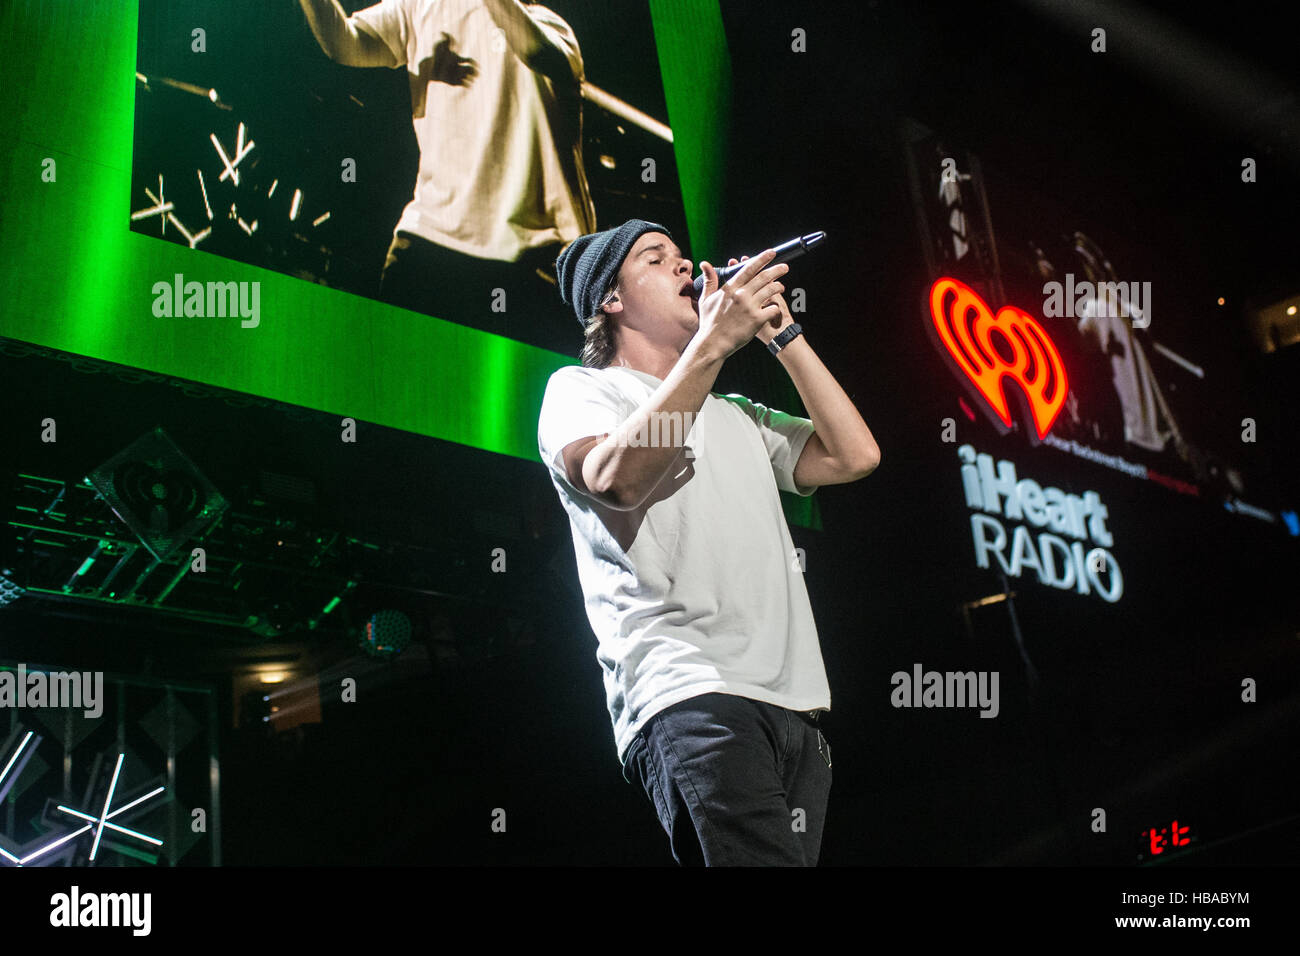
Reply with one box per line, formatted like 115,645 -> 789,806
928,276 -> 1068,442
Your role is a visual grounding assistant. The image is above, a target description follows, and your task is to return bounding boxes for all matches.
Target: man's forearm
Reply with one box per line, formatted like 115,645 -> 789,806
777,335 -> 880,471
481,0 -> 574,82
584,341 -> 723,511
298,0 -> 396,67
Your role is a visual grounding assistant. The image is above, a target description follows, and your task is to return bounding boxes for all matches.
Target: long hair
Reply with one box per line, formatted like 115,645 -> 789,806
580,286 -> 619,369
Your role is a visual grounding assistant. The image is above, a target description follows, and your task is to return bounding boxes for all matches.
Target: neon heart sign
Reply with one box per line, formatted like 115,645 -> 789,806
928,276 -> 1068,443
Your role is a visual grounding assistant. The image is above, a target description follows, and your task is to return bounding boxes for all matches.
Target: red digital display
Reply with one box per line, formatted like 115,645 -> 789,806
1141,819 -> 1192,858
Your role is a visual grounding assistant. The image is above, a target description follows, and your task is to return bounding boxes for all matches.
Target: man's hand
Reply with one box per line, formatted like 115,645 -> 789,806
728,255 -> 794,344
694,250 -> 789,362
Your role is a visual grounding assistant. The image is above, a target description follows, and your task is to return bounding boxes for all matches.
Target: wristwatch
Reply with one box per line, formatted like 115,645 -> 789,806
768,322 -> 803,355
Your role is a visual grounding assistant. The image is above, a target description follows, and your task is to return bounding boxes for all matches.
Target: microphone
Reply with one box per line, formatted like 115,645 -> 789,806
692,231 -> 827,297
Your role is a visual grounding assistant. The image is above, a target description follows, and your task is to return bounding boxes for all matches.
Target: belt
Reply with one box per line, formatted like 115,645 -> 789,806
798,708 -> 827,727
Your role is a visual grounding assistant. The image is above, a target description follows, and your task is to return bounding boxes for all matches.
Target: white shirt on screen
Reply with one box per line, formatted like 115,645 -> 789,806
352,0 -> 597,261
1077,296 -> 1176,453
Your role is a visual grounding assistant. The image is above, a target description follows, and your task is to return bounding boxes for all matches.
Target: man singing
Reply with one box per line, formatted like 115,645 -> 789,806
537,219 -> 881,865
299,0 -> 596,349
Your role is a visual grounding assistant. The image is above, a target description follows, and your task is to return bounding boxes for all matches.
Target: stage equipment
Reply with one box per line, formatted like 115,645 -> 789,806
85,427 -> 227,563
358,609 -> 413,660
0,670 -> 217,866
0,570 -> 24,608
0,727 -> 42,807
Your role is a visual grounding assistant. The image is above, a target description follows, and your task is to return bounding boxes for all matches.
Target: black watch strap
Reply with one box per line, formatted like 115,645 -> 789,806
768,322 -> 803,355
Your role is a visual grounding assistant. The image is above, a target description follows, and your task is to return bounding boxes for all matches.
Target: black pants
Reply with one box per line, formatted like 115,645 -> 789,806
622,692 -> 833,866
378,231 -> 579,356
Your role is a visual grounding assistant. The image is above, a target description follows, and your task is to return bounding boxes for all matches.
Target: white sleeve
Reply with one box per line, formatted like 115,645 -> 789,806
537,367 -> 632,495
350,0 -> 410,68
526,5 -> 583,83
720,393 -> 817,496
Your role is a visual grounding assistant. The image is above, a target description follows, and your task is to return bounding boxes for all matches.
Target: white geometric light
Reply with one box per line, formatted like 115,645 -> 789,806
0,749 -> 166,867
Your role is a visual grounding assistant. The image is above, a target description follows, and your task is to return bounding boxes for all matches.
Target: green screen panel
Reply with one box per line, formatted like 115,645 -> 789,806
649,0 -> 731,262
0,0 -> 817,528
651,0 -> 818,529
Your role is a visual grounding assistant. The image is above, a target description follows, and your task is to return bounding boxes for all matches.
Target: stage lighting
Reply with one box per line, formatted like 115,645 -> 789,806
239,688 -> 273,731
0,728 -> 42,805
0,570 -> 25,607
358,609 -> 412,660
84,427 -> 227,562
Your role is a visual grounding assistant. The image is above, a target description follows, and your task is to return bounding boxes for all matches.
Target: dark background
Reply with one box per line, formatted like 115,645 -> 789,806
3,0 -> 1298,865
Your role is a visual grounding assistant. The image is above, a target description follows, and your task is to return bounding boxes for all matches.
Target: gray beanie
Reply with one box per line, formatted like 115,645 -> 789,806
555,219 -> 672,328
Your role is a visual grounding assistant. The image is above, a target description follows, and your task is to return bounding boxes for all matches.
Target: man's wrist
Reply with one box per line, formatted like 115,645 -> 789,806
767,322 -> 804,355
682,334 -> 726,373
756,315 -> 793,345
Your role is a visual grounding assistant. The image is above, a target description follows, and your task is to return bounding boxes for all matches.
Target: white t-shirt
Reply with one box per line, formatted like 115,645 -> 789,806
352,0 -> 597,261
1078,297 -> 1174,453
537,364 -> 833,764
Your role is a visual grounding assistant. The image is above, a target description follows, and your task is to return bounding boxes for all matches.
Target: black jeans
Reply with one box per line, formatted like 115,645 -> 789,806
378,230 -> 578,355
622,692 -> 832,866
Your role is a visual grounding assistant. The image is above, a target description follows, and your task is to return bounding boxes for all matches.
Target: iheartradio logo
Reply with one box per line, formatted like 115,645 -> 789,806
928,277 -> 1068,444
